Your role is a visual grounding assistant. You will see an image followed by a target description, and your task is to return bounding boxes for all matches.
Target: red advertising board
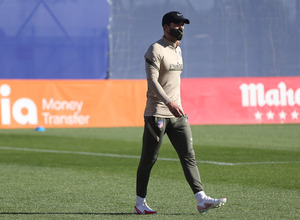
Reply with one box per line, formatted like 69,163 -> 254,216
0,77 -> 299,128
181,77 -> 300,125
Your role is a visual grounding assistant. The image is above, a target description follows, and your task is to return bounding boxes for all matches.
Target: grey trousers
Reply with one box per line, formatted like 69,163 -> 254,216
136,115 -> 204,198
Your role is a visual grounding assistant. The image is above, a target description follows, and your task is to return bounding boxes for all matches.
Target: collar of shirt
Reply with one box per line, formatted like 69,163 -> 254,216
162,36 -> 180,48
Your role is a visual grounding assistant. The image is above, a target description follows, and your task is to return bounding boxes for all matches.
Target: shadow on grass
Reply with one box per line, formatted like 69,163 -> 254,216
0,212 -> 197,216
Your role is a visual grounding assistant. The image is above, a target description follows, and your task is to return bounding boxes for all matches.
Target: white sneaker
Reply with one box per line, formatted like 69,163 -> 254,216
197,196 -> 227,213
134,201 -> 157,214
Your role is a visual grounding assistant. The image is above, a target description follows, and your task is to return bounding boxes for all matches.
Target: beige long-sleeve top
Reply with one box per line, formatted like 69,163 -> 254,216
144,37 -> 183,117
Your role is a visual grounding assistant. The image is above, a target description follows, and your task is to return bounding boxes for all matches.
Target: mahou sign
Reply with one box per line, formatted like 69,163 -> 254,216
181,77 -> 300,125
240,82 -> 300,107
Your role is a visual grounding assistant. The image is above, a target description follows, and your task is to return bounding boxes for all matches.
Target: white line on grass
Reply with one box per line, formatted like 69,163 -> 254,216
0,146 -> 299,166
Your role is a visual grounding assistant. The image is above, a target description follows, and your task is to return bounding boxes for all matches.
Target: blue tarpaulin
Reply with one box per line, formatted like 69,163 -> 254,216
0,0 -> 109,79
0,0 -> 299,79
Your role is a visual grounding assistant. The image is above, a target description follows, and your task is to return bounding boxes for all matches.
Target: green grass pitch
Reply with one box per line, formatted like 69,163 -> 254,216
0,124 -> 299,219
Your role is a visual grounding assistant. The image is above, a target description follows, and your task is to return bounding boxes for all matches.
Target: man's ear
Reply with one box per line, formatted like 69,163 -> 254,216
163,24 -> 169,32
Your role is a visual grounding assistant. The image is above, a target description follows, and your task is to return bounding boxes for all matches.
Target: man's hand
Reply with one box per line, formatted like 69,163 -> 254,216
166,101 -> 185,117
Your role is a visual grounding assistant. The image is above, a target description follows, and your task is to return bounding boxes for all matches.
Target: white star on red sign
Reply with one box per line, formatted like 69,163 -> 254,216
254,111 -> 262,120
266,111 -> 275,120
291,110 -> 299,120
279,110 -> 287,120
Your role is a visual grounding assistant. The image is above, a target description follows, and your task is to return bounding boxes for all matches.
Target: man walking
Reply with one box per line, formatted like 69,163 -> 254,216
134,11 -> 227,214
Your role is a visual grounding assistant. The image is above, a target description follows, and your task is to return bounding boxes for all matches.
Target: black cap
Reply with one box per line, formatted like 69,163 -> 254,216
162,11 -> 190,27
